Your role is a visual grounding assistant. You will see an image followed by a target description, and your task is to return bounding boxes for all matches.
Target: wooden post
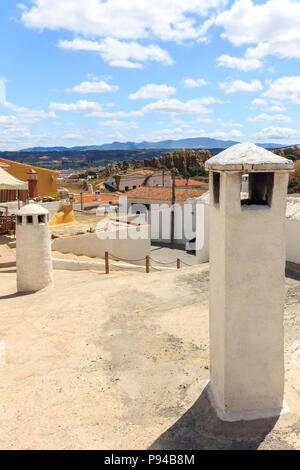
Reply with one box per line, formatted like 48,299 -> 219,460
105,251 -> 109,274
146,255 -> 150,273
171,170 -> 176,244
177,258 -> 180,269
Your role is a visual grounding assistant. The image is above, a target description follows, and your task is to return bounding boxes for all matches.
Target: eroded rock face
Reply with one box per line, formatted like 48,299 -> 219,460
104,149 -> 212,176
271,146 -> 300,161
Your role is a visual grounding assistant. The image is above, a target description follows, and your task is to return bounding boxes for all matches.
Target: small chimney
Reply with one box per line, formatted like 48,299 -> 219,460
205,142 -> 293,421
16,203 -> 53,292
27,169 -> 38,198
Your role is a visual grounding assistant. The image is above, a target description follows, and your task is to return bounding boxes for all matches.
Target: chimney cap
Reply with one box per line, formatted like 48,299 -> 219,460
27,168 -> 37,174
205,142 -> 294,172
17,203 -> 48,216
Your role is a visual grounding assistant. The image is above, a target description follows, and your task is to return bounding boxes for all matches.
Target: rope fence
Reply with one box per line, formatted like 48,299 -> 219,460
104,251 -> 195,274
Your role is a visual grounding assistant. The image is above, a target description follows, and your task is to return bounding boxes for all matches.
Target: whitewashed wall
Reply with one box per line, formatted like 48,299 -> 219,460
145,173 -> 171,187
286,219 -> 300,264
52,224 -> 150,265
118,175 -> 146,191
195,200 -> 210,263
105,176 -> 117,190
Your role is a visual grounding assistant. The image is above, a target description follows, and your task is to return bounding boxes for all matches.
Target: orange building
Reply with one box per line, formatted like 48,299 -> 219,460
0,158 -> 58,198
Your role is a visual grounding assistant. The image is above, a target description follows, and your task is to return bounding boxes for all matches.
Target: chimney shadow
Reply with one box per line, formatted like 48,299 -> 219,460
0,291 -> 35,300
148,385 -> 279,450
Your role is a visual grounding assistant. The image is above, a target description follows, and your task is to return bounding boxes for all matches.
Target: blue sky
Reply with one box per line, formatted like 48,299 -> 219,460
1,0 -> 300,150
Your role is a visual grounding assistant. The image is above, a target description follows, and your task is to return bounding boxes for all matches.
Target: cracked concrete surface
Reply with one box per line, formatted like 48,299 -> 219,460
0,264 -> 299,449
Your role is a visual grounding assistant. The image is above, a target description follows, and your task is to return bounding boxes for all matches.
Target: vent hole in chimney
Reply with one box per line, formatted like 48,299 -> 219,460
241,172 -> 274,208
213,172 -> 220,206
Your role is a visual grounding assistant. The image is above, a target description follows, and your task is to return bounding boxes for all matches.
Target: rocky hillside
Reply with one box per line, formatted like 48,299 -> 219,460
269,146 -> 300,194
103,149 -> 212,177
271,146 -> 300,160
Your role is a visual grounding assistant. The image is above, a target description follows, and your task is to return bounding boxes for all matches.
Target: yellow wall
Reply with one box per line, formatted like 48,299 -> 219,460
0,158 -> 58,197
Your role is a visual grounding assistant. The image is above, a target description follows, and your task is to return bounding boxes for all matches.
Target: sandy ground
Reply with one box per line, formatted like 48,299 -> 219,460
0,264 -> 299,450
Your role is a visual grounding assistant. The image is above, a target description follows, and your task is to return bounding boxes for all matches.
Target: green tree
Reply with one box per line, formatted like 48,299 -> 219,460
187,166 -> 208,177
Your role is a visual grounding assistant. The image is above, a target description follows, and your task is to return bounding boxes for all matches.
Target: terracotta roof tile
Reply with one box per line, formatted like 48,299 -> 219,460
175,179 -> 207,186
100,194 -> 118,201
125,186 -> 207,201
73,193 -> 118,202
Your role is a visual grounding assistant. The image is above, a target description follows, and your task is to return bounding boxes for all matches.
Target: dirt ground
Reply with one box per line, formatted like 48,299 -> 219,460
0,264 -> 299,450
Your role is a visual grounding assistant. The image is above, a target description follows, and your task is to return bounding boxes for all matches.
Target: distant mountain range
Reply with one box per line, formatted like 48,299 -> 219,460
19,137 -> 290,152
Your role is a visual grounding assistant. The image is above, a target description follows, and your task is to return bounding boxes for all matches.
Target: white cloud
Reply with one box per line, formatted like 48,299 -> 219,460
219,79 -> 262,94
89,96 -> 220,118
229,129 -> 243,138
195,117 -> 213,123
169,117 -> 213,127
0,92 -> 60,149
50,100 -> 102,113
129,84 -> 176,100
248,113 -> 291,123
217,54 -> 262,71
249,99 -> 287,112
198,129 -> 242,140
268,105 -> 286,112
3,101 -> 56,120
0,126 -> 33,148
141,98 -> 215,115
139,126 -> 232,142
252,126 -> 300,140
220,120 -> 243,128
87,110 -> 143,118
60,127 -> 126,144
184,78 -> 207,88
216,0 -> 300,60
62,133 -> 85,141
69,80 -> 119,93
21,0 -> 227,42
251,98 -> 268,107
195,96 -> 223,105
0,101 -> 56,151
59,37 -> 173,68
0,121 -> 131,151
140,127 -> 197,141
0,115 -> 19,127
100,120 -> 139,130
263,76 -> 300,103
